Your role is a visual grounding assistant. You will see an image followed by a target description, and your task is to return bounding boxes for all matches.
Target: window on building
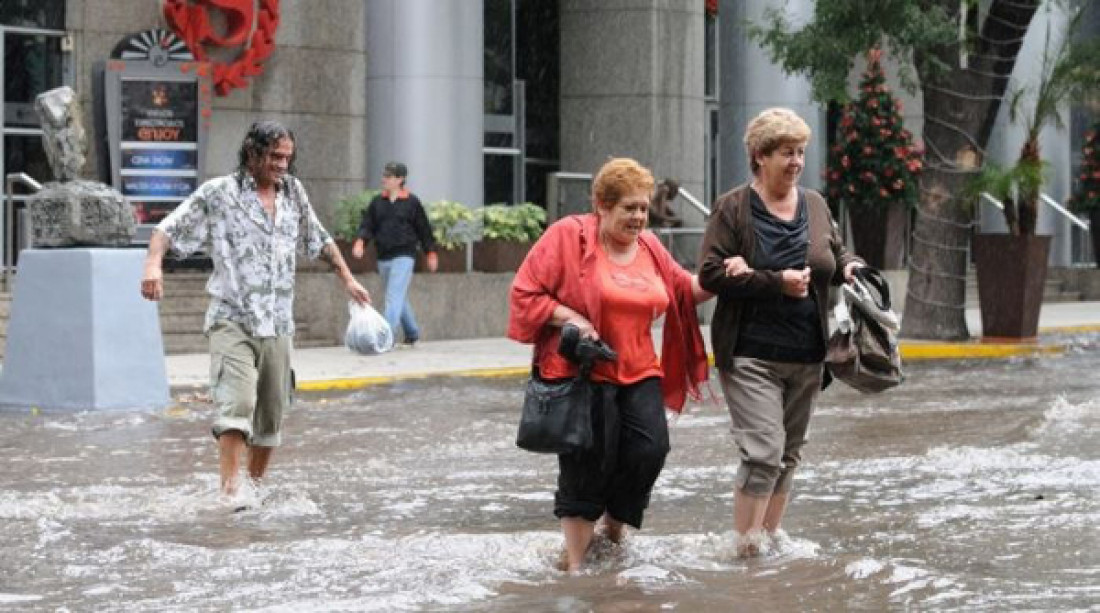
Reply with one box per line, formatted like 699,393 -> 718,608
1,0 -> 64,29
484,0 -> 514,116
517,0 -> 559,208
704,10 -> 717,100
1,11 -> 67,262
4,33 -> 64,129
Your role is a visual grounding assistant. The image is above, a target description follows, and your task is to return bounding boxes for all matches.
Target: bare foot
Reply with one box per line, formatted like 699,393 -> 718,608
221,476 -> 240,497
556,530 -> 616,572
736,530 -> 768,558
595,515 -> 627,545
555,548 -> 571,572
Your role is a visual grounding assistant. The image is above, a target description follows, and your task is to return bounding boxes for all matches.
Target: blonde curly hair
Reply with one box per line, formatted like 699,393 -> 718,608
744,107 -> 811,175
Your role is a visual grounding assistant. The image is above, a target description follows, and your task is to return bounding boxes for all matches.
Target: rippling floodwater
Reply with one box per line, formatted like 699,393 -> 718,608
2,342 -> 1099,611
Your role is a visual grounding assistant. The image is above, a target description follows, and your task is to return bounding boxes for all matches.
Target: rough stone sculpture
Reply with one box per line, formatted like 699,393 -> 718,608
29,86 -> 135,247
35,85 -> 86,180
31,180 -> 136,247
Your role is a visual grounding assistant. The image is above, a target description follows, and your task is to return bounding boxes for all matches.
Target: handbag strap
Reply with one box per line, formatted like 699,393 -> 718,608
531,362 -> 593,380
854,266 -> 891,311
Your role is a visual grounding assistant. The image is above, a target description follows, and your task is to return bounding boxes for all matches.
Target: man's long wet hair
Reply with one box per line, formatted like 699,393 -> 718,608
236,120 -> 296,183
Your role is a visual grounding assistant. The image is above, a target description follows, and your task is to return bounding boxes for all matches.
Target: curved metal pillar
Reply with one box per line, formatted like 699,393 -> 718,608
719,0 -> 825,191
366,0 -> 484,207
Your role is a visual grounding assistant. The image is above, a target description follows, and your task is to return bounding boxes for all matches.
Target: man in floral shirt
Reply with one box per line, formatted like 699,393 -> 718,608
141,120 -> 370,500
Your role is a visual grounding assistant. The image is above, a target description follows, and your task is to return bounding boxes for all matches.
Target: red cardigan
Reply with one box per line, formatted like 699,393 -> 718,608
508,213 -> 708,412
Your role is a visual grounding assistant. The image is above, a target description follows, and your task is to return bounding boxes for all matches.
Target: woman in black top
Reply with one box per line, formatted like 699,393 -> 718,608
698,108 -> 863,557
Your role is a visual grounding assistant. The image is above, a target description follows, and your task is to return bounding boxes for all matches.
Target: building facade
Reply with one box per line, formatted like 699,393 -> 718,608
0,0 -> 1093,267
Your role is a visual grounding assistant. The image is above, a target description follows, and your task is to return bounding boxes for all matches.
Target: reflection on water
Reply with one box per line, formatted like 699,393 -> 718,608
1,345 -> 1099,611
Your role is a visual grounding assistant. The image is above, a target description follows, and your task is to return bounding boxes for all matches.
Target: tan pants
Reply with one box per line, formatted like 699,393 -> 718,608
719,357 -> 822,496
208,321 -> 293,447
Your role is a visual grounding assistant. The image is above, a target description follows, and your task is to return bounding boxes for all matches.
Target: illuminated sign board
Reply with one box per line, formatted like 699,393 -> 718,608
104,29 -> 212,241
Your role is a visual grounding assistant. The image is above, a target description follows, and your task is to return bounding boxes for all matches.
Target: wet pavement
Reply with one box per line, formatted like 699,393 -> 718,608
2,333 -> 1099,611
163,301 -> 1100,390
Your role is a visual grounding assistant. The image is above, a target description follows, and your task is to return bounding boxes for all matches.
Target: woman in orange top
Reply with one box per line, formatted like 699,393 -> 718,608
510,157 -> 728,572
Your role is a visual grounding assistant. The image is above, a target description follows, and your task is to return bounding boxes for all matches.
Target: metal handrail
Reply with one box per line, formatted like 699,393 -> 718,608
980,191 -> 1005,211
980,191 -> 1090,231
1040,193 -> 1089,231
677,188 -> 711,218
651,227 -> 705,236
4,173 -> 42,291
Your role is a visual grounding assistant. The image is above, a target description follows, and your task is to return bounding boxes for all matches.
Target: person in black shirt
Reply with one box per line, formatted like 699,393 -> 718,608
352,162 -> 438,346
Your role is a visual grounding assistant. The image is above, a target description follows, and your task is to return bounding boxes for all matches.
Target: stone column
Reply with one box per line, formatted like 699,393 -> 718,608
560,1 -> 705,213
365,0 -> 484,207
719,0 -> 825,192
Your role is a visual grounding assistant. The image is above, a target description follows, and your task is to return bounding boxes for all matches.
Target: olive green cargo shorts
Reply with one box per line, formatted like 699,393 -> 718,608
208,320 -> 293,447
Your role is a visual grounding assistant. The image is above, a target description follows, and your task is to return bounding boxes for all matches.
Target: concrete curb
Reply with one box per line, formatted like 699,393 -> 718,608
900,342 -> 1064,360
290,324 -> 1098,392
901,323 -> 1100,361
295,366 -> 529,392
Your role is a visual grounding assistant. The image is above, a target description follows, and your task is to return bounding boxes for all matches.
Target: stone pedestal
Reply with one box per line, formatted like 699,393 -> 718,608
0,249 -> 170,411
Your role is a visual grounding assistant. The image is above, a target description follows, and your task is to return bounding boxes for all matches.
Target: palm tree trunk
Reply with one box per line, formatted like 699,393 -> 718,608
1017,139 -> 1042,235
900,0 -> 1040,339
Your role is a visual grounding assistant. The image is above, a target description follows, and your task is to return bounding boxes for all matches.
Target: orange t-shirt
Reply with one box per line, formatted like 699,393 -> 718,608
589,245 -> 669,385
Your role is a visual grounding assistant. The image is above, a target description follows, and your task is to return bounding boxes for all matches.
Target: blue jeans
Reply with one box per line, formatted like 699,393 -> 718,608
377,256 -> 420,343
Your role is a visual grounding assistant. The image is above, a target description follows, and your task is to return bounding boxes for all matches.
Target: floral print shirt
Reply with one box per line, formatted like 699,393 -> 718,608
157,173 -> 332,338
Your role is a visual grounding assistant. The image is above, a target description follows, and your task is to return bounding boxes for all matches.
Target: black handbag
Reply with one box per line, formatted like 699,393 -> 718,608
515,365 -> 595,454
515,325 -> 617,454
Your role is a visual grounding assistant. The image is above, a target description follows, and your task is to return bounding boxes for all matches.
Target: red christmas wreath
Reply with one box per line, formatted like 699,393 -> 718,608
163,0 -> 280,96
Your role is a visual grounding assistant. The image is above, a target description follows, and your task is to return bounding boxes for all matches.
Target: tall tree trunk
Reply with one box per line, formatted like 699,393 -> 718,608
901,0 -> 1040,339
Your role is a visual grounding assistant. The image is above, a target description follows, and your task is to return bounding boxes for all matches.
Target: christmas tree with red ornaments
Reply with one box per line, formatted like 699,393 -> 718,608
1070,123 -> 1100,213
826,48 -> 922,213
1071,122 -> 1100,268
825,48 -> 923,268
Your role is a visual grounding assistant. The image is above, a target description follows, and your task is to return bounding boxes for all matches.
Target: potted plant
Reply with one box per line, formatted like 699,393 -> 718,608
329,189 -> 378,274
423,199 -> 478,272
970,7 -> 1100,338
969,160 -> 1051,339
473,203 -> 546,272
1069,122 -> 1100,268
825,48 -> 922,270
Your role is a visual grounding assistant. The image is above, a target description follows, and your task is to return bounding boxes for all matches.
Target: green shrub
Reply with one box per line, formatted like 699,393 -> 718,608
425,200 -> 478,250
329,189 -> 378,241
481,202 -> 546,243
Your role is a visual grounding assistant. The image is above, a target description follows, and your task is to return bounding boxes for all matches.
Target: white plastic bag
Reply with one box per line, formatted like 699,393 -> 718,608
344,301 -> 394,355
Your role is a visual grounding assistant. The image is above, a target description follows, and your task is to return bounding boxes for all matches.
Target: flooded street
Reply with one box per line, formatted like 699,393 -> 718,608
2,341 -> 1099,611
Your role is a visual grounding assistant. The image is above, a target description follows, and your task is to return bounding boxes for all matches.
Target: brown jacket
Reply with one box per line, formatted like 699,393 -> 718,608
698,184 -> 861,372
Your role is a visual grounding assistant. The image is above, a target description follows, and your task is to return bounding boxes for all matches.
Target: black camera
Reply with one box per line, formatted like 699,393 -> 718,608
558,323 -> 618,366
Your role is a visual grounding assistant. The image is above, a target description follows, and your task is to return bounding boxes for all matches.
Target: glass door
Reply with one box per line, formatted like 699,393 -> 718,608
1,23 -> 70,266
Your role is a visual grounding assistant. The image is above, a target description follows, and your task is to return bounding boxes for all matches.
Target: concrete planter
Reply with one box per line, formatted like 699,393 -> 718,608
849,201 -> 908,270
416,247 -> 467,273
972,233 -> 1051,339
473,239 -> 532,272
336,239 -> 375,274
